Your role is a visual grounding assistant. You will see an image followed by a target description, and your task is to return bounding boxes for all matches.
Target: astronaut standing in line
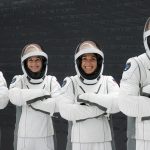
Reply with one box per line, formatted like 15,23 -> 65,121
58,40 -> 119,150
0,72 -> 9,109
118,17 -> 150,150
9,43 -> 61,150
0,71 -> 9,149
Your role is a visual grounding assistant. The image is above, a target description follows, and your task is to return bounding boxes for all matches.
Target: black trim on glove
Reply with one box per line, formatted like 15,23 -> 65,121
29,104 -> 50,115
77,95 -> 107,112
141,92 -> 150,98
27,95 -> 51,104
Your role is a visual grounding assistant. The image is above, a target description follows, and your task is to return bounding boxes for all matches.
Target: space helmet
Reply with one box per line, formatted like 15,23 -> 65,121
75,40 -> 104,84
21,43 -> 48,84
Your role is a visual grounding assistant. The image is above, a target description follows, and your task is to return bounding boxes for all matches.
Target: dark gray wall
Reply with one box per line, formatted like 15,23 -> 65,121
0,0 -> 149,150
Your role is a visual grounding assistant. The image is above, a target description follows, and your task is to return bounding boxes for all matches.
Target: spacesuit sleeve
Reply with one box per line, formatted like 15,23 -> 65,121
9,75 -> 50,106
50,76 -> 61,112
30,98 -> 56,116
58,77 -> 105,122
78,76 -> 120,114
118,57 -> 150,117
0,72 -> 9,109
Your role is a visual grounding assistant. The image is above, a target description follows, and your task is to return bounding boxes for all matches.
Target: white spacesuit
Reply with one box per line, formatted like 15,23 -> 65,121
9,44 -> 60,150
58,41 -> 119,150
0,72 -> 9,109
118,17 -> 150,150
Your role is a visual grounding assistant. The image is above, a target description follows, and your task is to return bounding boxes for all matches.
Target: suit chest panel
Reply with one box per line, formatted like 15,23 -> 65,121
21,77 -> 51,92
74,78 -> 108,95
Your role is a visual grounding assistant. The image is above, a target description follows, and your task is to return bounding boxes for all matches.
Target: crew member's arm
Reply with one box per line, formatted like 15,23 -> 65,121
118,57 -> 150,118
78,76 -> 120,114
58,77 -> 105,122
9,75 -> 50,106
0,72 -> 9,109
30,76 -> 61,115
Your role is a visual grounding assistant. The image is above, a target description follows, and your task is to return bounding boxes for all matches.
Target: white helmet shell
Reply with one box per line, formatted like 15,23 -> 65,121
75,41 -> 104,84
21,44 -> 48,84
143,17 -> 150,58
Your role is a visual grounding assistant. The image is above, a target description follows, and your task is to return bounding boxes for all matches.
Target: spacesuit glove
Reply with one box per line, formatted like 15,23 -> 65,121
42,90 -> 51,99
77,93 -> 97,104
78,92 -> 119,114
77,93 -> 107,113
141,85 -> 150,98
29,98 -> 56,116
75,95 -> 88,106
27,90 -> 51,105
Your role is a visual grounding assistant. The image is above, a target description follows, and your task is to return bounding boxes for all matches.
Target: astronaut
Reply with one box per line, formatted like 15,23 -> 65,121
9,43 -> 61,150
0,72 -> 9,109
118,17 -> 150,150
58,40 -> 119,150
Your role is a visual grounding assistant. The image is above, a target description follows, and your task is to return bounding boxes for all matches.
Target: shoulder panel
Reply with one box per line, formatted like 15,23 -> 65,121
62,77 -> 73,88
9,75 -> 23,89
122,57 -> 139,80
61,76 -> 75,95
